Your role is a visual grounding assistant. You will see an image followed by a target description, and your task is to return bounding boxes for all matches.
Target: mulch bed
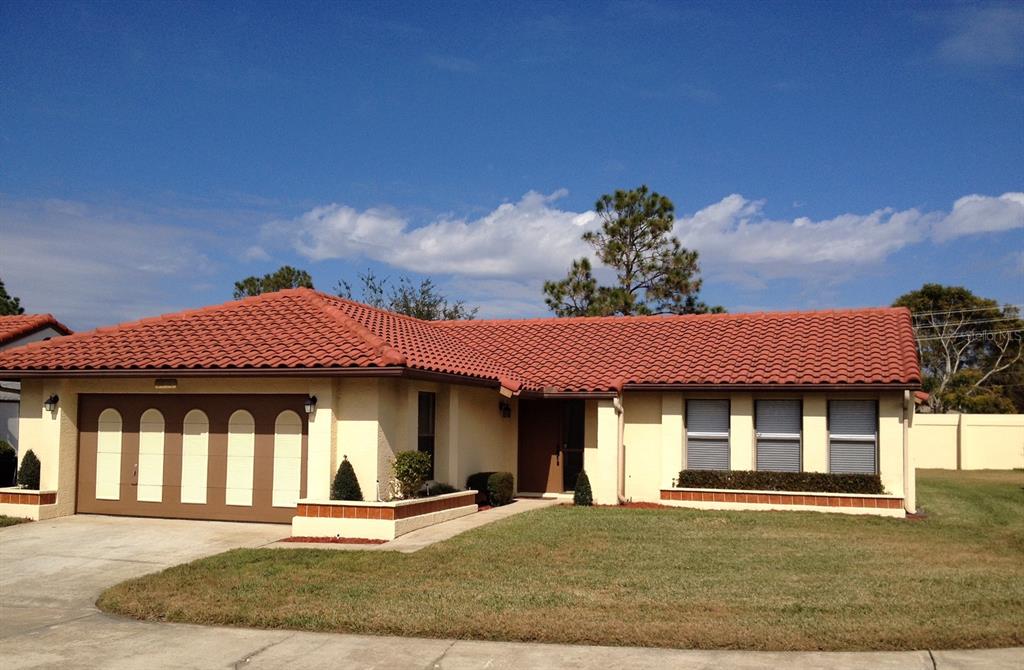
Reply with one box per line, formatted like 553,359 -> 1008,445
282,536 -> 387,544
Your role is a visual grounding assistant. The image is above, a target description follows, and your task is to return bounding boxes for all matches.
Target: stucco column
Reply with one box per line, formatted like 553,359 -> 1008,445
802,394 -> 828,473
585,398 -> 619,505
878,393 -> 903,499
729,393 -> 754,471
443,386 -> 460,488
660,393 -> 684,488
335,378 -> 381,500
305,379 -> 335,500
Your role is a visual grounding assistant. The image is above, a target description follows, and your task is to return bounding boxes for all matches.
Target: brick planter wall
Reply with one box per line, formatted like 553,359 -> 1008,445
0,487 -> 60,521
292,490 -> 479,540
660,487 -> 905,517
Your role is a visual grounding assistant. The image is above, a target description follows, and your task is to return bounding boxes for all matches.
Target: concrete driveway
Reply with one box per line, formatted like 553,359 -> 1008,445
1,515 -> 1021,669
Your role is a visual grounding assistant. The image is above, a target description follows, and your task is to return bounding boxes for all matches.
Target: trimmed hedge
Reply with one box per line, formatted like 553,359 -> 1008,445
422,482 -> 458,497
573,470 -> 593,506
487,472 -> 514,506
466,472 -> 495,505
17,449 -> 40,490
676,469 -> 885,495
331,456 -> 363,501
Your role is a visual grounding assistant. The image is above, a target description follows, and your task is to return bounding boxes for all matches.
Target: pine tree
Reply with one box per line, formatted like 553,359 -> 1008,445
573,470 -> 593,506
331,456 -> 363,501
17,449 -> 40,490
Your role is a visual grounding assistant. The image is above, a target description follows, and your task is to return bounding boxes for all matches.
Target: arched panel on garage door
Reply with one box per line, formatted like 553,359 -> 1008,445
95,408 -> 122,500
181,409 -> 209,504
272,410 -> 302,508
137,409 -> 165,503
226,409 -> 255,507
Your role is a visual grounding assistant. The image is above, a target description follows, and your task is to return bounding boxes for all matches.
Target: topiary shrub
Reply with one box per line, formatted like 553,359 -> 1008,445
487,471 -> 514,506
466,471 -> 496,505
573,469 -> 593,506
676,469 -> 884,495
17,449 -> 40,490
392,450 -> 432,499
331,456 -> 363,501
0,440 -> 16,487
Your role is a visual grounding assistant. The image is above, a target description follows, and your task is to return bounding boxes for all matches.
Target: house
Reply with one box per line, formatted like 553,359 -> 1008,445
0,314 -> 71,449
0,288 -> 921,528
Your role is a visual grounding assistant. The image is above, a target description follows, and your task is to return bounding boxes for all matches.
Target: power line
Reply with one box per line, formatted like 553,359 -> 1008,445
912,316 -> 1024,328
915,328 -> 1024,342
907,303 -> 1023,318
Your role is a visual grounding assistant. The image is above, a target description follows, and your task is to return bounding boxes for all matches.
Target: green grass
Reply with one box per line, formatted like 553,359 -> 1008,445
98,470 -> 1024,651
0,515 -> 31,528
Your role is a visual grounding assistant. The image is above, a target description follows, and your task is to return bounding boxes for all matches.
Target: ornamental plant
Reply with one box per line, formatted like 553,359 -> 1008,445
487,472 -> 514,506
0,440 -> 16,487
331,456 -> 363,501
16,449 -> 40,490
573,470 -> 593,506
392,450 -> 432,499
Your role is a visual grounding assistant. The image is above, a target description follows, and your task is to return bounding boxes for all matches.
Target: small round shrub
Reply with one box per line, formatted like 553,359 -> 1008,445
487,471 -> 514,506
423,482 -> 458,497
17,449 -> 40,490
573,470 -> 593,506
392,450 -> 432,498
0,440 -> 16,487
331,456 -> 363,501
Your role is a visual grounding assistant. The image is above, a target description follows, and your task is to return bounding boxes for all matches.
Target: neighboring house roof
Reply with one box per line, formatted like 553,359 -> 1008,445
0,313 -> 72,347
0,289 -> 921,393
913,391 -> 930,404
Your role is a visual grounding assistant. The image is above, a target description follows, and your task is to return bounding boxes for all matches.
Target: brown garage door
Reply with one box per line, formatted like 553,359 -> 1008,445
77,394 -> 308,523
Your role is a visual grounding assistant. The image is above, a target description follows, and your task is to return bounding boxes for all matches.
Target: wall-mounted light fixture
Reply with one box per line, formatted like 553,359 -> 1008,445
43,394 -> 59,412
304,395 -> 318,415
154,378 -> 178,389
498,400 -> 512,419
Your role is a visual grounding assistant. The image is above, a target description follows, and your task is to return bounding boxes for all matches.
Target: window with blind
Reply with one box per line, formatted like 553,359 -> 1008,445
828,399 -> 878,474
755,399 -> 802,472
686,399 -> 730,470
418,392 -> 437,479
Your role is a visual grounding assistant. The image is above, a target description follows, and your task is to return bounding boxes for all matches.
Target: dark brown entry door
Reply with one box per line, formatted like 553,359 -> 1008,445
77,394 -> 308,523
517,399 -> 585,494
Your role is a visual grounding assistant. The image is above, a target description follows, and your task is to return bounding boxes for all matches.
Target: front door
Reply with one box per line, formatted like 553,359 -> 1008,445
517,399 -> 585,494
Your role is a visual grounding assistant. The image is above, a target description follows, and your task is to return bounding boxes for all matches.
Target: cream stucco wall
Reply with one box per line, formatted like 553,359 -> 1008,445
9,375 -> 914,519
911,413 -> 1024,470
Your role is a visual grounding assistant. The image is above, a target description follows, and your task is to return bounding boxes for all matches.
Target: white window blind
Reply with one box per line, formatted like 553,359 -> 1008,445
686,399 -> 730,470
756,399 -> 801,472
828,400 -> 878,474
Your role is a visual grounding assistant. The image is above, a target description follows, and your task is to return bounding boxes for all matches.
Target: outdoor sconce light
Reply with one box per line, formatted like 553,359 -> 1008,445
43,394 -> 59,412
498,400 -> 512,418
304,395 -> 318,415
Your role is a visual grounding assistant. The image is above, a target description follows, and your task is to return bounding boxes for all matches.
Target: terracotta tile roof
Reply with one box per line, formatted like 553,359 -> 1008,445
0,314 -> 72,347
438,308 -> 921,391
0,289 -> 920,392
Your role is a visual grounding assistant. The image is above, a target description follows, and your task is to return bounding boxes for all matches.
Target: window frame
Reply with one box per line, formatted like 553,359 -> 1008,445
417,391 -> 437,480
826,398 -> 880,475
753,398 -> 803,473
684,397 -> 731,471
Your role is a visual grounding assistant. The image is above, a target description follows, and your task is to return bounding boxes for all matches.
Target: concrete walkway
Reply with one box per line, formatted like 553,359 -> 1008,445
1,514 -> 1021,669
269,496 -> 562,552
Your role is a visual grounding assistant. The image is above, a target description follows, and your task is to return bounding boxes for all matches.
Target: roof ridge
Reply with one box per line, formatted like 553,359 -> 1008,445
435,305 -> 908,327
303,291 -> 407,366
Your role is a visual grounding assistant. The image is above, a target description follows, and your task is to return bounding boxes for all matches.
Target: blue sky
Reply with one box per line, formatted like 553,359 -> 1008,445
1,0 -> 1021,329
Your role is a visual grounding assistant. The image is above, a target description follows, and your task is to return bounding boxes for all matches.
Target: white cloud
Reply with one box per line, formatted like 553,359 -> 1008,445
936,4 -> 1024,67
0,198 -> 216,328
931,192 -> 1024,241
273,189 -> 1024,297
268,190 -> 598,278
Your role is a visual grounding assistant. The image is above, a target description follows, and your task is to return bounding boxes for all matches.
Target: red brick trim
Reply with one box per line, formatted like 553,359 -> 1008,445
660,489 -> 903,509
0,491 -> 57,505
297,491 -> 477,521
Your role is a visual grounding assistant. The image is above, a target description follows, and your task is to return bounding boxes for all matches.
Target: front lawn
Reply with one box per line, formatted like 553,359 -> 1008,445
98,470 -> 1024,650
0,515 -> 31,528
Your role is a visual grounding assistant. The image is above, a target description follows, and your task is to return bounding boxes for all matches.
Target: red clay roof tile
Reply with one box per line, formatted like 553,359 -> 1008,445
0,314 -> 72,347
0,289 -> 921,391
